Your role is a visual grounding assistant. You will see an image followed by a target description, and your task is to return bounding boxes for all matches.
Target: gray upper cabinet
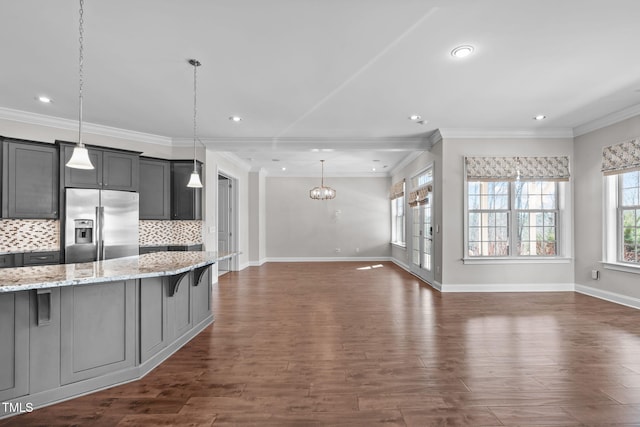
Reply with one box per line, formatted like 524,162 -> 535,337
58,141 -> 139,192
1,138 -> 59,219
139,157 -> 171,220
171,160 -> 202,220
103,151 -> 139,191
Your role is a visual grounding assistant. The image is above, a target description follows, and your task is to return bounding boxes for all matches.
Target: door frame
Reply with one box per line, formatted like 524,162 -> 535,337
409,164 -> 435,284
216,170 -> 239,273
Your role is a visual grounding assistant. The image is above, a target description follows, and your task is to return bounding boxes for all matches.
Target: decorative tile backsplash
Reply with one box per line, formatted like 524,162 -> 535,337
0,219 -> 60,253
139,220 -> 203,246
0,219 -> 203,253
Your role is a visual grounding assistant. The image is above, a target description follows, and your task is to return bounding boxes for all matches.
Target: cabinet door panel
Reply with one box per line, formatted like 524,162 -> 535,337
140,277 -> 168,363
103,151 -> 139,192
60,280 -> 135,385
63,146 -> 103,188
192,266 -> 211,324
3,141 -> 58,218
168,274 -> 192,339
139,158 -> 170,219
0,292 -> 29,401
171,161 -> 202,220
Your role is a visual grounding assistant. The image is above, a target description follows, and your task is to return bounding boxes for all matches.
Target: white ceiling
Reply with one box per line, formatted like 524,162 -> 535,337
2,0 -> 640,176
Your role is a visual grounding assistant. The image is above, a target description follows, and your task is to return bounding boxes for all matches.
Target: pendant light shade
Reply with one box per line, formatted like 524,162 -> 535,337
66,145 -> 93,169
309,160 -> 336,200
66,0 -> 94,170
187,170 -> 203,188
186,58 -> 203,188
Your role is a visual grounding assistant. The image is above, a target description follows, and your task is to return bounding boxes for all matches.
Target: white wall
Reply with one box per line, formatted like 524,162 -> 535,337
390,149 -> 442,283
265,177 -> 391,259
574,115 -> 640,300
248,170 -> 267,265
441,137 -> 575,288
203,152 -> 251,272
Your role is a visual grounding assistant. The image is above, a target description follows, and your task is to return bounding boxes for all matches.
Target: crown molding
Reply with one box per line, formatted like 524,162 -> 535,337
173,136 -> 431,151
215,151 -> 252,172
438,127 -> 574,139
0,107 -> 172,146
573,103 -> 640,137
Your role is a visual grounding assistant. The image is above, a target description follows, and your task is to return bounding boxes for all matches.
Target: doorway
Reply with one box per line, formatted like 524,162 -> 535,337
409,166 -> 435,284
217,173 -> 235,276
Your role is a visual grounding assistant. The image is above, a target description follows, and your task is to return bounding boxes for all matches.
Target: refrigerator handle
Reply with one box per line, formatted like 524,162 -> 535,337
99,206 -> 106,261
95,206 -> 101,261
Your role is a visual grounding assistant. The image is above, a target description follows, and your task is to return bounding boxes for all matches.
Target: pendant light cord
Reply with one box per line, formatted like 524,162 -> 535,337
78,0 -> 84,147
192,60 -> 198,173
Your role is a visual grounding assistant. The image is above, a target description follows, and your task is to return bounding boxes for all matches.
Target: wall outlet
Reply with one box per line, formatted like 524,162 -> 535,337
591,269 -> 600,280
335,248 -> 341,253
355,247 -> 359,253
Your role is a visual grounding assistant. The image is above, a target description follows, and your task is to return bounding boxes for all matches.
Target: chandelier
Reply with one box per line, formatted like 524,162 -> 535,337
309,160 -> 336,200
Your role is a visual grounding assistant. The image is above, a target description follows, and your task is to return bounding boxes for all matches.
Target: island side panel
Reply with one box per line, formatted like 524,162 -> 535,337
60,280 -> 136,385
139,276 -> 168,363
29,288 -> 61,394
0,292 -> 29,402
192,266 -> 212,325
168,273 -> 192,340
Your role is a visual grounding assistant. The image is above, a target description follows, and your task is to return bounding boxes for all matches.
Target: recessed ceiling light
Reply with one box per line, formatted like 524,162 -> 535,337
281,167 -> 286,171
534,114 -> 547,121
451,45 -> 474,58
409,115 -> 422,121
372,167 -> 376,172
229,116 -> 242,122
37,96 -> 52,103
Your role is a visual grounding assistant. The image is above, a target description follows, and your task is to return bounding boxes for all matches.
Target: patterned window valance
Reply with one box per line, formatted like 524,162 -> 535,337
601,138 -> 640,175
389,179 -> 405,200
465,156 -> 570,182
408,185 -> 432,207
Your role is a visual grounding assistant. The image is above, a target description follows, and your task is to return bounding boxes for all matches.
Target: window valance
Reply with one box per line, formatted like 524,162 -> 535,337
601,138 -> 640,175
465,156 -> 570,182
408,185 -> 431,207
389,179 -> 405,200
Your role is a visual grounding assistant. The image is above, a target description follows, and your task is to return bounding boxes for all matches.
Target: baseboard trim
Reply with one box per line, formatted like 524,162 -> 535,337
441,283 -> 575,293
265,257 -> 393,263
575,284 -> 640,310
247,259 -> 268,267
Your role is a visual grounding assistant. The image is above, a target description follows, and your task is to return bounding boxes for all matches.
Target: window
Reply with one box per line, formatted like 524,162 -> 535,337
602,137 -> 640,270
391,181 -> 405,246
467,180 -> 559,257
620,171 -> 640,264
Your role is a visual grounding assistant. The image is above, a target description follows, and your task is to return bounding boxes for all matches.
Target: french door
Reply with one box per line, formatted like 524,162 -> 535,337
410,192 -> 434,284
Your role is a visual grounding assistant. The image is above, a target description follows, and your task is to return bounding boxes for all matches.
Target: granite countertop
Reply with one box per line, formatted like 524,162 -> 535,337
0,251 -> 219,293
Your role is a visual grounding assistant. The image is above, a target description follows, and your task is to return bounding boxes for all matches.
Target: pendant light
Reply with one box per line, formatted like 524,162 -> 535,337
309,160 -> 336,200
66,0 -> 94,170
186,59 -> 203,188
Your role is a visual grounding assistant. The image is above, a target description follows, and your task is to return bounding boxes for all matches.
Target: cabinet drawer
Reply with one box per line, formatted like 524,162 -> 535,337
22,251 -> 60,266
0,254 -> 15,268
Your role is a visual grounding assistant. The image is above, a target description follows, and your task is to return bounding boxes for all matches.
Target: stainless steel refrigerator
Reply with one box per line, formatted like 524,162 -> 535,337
64,188 -> 139,263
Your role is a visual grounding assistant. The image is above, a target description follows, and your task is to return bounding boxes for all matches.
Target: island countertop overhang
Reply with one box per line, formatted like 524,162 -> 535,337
0,251 -> 225,293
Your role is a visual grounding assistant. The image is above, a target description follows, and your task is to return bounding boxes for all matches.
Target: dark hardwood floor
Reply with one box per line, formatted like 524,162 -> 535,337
4,261 -> 640,426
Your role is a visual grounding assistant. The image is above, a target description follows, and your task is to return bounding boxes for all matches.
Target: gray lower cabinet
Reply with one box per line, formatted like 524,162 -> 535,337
0,292 -> 29,401
0,254 -> 15,268
29,289 -> 61,394
169,273 -> 192,339
139,276 -> 168,363
192,265 -> 212,325
60,280 -> 136,385
1,138 -> 59,219
139,157 -> 171,220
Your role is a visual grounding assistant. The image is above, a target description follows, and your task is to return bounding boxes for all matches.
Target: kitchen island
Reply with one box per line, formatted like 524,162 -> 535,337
0,252 -> 220,419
